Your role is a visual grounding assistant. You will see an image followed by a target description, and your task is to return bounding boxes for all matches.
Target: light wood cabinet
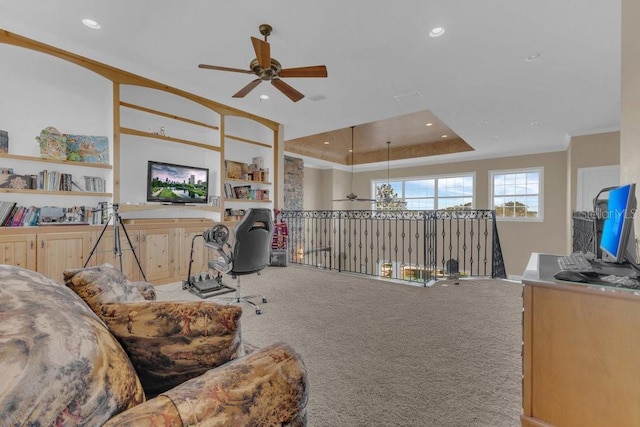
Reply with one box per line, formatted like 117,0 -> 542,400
36,231 -> 92,283
0,232 -> 36,270
138,227 -> 174,284
522,253 -> 640,427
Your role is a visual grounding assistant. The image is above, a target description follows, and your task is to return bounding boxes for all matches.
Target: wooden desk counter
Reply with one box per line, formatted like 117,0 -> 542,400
521,253 -> 640,427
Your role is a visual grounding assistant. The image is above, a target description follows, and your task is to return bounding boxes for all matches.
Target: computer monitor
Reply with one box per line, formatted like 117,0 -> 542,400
599,183 -> 637,264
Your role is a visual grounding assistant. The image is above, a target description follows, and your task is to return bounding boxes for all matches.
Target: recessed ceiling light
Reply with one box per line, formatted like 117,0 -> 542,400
323,141 -> 330,145
476,120 -> 489,126
82,18 -> 101,29
530,120 -> 540,126
429,27 -> 445,38
259,94 -> 269,100
441,134 -> 448,138
525,52 -> 542,62
425,122 -> 433,127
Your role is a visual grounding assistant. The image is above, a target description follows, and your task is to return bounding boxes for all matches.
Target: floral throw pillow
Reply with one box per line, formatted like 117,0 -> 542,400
63,263 -> 145,313
99,300 -> 243,397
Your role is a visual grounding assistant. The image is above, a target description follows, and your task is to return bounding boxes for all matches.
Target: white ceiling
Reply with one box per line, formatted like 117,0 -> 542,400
0,1 -> 621,170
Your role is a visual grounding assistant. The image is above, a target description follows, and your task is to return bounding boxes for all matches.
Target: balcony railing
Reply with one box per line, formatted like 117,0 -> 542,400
279,209 -> 507,285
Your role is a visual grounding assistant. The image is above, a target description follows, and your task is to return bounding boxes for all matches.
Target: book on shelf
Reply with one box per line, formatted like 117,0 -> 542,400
2,204 -> 19,226
0,130 -> 8,154
0,201 -> 16,225
224,182 -> 234,198
224,208 -> 246,222
83,176 -> 106,192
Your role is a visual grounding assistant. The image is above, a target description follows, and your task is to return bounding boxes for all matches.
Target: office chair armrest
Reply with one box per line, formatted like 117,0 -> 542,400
209,252 -> 232,274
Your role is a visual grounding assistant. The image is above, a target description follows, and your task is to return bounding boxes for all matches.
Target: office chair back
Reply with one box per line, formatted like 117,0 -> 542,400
231,208 -> 274,275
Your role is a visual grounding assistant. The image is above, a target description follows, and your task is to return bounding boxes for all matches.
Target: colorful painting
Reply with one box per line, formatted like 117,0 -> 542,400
35,126 -> 67,160
65,134 -> 109,164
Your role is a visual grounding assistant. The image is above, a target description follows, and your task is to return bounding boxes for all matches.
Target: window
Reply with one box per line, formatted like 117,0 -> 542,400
490,168 -> 543,221
373,174 -> 474,210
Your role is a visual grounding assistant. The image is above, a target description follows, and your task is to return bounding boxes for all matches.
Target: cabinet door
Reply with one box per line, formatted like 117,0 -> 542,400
91,229 -> 142,281
177,227 -> 209,278
0,233 -> 36,270
37,232 -> 91,283
139,228 -> 174,283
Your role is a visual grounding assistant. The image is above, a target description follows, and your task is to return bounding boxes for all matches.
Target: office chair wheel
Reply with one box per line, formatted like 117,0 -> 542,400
262,297 -> 268,303
256,308 -> 262,315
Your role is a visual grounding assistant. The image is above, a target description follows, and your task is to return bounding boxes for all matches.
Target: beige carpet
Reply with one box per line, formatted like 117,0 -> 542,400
156,265 -> 522,427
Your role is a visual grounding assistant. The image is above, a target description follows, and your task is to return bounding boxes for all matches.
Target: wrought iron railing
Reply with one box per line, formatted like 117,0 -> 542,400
279,209 -> 507,285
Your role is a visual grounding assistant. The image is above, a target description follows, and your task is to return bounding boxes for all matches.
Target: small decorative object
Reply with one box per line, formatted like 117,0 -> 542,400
0,130 -> 8,154
35,126 -> 67,160
0,174 -> 31,190
65,134 -> 109,164
225,160 -> 248,179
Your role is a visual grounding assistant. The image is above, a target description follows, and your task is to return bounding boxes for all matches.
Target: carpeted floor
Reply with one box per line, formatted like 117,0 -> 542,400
156,265 -> 523,427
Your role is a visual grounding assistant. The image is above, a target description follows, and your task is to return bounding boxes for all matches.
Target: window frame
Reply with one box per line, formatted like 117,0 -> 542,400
371,172 -> 476,211
489,167 -> 544,222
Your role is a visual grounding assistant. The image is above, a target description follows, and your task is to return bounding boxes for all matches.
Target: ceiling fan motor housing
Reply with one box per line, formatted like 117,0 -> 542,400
250,58 -> 282,80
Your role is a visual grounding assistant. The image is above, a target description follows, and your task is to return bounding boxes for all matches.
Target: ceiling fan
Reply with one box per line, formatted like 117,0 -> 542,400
198,24 -> 328,102
333,126 -> 377,203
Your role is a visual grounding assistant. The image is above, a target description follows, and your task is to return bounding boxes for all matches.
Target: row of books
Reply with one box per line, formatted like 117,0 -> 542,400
223,183 -> 270,200
224,208 -> 246,222
0,170 -> 106,192
0,203 -> 40,227
0,201 -> 110,227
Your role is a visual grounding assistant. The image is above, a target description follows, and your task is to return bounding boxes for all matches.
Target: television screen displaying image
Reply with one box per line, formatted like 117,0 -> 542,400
147,161 -> 209,204
599,182 -> 636,263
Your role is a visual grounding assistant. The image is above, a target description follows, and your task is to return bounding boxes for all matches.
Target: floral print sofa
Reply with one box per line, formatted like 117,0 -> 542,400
0,264 -> 308,426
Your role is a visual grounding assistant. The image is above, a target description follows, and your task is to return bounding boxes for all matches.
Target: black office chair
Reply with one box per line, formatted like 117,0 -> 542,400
204,208 -> 274,314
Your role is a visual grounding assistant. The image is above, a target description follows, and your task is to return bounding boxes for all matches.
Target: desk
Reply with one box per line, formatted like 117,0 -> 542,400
521,253 -> 640,427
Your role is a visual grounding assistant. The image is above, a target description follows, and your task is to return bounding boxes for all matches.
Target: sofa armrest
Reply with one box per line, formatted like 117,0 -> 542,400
104,342 -> 309,427
99,300 -> 243,397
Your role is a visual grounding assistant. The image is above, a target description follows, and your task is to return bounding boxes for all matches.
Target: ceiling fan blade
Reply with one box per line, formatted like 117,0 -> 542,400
251,36 -> 271,69
279,65 -> 328,78
232,79 -> 263,98
198,64 -> 253,74
272,78 -> 304,102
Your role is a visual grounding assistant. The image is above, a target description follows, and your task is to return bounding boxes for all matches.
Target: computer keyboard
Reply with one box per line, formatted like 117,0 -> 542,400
557,253 -> 597,273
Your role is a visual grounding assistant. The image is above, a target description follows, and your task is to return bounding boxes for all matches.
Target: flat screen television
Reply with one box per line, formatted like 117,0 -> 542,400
146,161 -> 209,204
599,183 -> 637,263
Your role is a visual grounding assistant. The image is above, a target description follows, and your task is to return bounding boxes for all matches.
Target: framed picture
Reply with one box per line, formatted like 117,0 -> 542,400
65,134 -> 109,164
233,185 -> 251,199
225,160 -> 249,179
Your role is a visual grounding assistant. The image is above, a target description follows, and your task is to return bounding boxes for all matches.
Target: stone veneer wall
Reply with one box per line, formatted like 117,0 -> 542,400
284,156 -> 304,210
